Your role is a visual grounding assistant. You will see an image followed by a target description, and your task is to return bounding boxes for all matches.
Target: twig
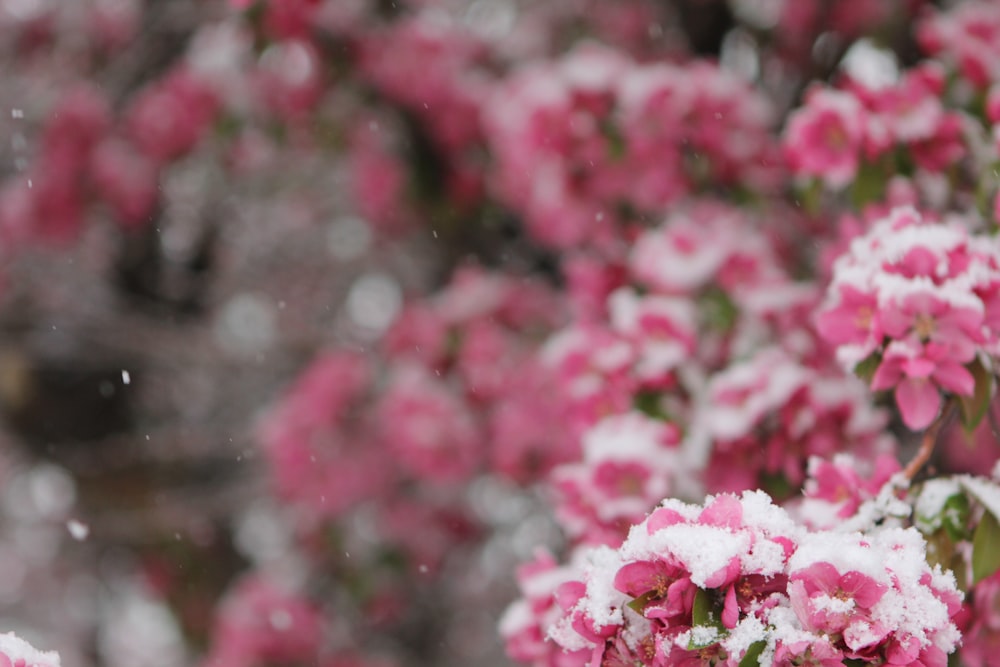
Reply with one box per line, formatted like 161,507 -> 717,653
903,401 -> 956,481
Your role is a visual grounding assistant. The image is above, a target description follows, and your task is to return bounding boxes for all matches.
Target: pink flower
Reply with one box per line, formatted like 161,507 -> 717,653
878,290 -> 982,362
789,561 -> 888,635
773,636 -> 844,667
816,283 -> 881,351
377,366 -> 483,483
871,340 -> 974,430
90,138 -> 159,228
126,67 -> 218,164
799,454 -> 901,527
202,574 -> 323,667
784,88 -> 866,189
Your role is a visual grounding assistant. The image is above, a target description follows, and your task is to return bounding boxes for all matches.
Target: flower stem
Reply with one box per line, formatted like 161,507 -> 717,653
903,401 -> 956,481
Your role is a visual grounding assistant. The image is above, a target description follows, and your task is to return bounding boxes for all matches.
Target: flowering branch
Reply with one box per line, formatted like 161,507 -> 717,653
903,400 -> 957,481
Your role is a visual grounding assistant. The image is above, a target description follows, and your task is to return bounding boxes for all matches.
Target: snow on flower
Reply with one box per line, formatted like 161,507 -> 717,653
527,490 -> 961,667
818,206 -> 1000,430
0,633 -> 60,667
784,88 -> 866,189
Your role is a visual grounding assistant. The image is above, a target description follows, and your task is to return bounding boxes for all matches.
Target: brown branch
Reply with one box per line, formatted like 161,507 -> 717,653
903,401 -> 957,481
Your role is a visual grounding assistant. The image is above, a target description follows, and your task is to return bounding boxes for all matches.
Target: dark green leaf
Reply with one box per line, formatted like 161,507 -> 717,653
702,287 -> 738,333
633,391 -> 669,421
972,510 -> 1000,584
851,160 -> 887,210
853,351 -> 881,385
942,493 -> 972,542
760,472 -> 793,502
738,640 -> 766,667
626,591 -> 657,615
959,358 -> 992,432
923,529 -> 954,571
692,587 -> 712,626
687,588 -> 726,649
798,178 -> 822,216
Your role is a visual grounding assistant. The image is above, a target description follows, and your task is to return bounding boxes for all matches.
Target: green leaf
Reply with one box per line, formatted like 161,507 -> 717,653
738,640 -> 766,667
688,588 -> 726,649
797,178 -> 823,216
972,510 -> 1000,584
851,160 -> 887,210
692,588 -> 714,627
852,351 -> 881,385
923,529 -> 955,571
702,287 -> 738,333
601,119 -> 626,161
633,391 -> 669,421
959,358 -> 993,432
760,472 -> 793,502
626,591 -> 657,615
942,493 -> 972,542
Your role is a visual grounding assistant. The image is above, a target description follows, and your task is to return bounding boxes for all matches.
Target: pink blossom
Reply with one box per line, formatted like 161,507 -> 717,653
377,366 -> 483,483
820,207 -> 1000,429
254,40 -> 323,120
90,138 -> 159,228
258,352 -> 391,518
919,2 -> 1000,88
878,290 -> 982,361
871,340 -> 973,430
798,454 -> 901,528
784,88 -> 866,189
815,283 -> 880,352
500,550 -> 590,667
126,67 -> 218,164
788,561 -> 888,635
202,574 -> 323,667
772,636 -> 844,667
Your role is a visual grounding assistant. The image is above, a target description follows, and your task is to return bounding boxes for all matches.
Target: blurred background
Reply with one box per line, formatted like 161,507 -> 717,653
0,0 -> 940,665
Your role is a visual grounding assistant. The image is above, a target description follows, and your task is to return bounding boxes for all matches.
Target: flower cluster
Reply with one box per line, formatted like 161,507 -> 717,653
784,63 -> 966,190
698,348 -> 895,496
537,201 -> 895,548
794,454 -> 902,530
0,65 -> 219,252
534,491 -> 961,666
818,206 -> 1000,429
483,47 -> 778,251
260,265 -> 573,522
500,550 -> 590,667
918,2 -> 1000,89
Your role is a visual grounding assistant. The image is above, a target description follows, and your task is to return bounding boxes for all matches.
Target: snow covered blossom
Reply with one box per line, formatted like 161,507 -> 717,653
784,88 -> 866,189
483,48 -> 777,252
529,490 -> 961,667
818,206 -> 1000,429
918,2 -> 1000,89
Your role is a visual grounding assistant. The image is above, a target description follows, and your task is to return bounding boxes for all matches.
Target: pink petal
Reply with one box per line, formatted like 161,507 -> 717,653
871,356 -> 903,391
722,584 -> 739,629
901,355 -> 935,379
896,378 -> 941,430
932,361 -> 975,396
614,561 -> 668,598
647,508 -> 686,534
555,581 -> 586,611
839,571 -> 887,608
698,494 -> 743,529
793,562 -> 842,595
